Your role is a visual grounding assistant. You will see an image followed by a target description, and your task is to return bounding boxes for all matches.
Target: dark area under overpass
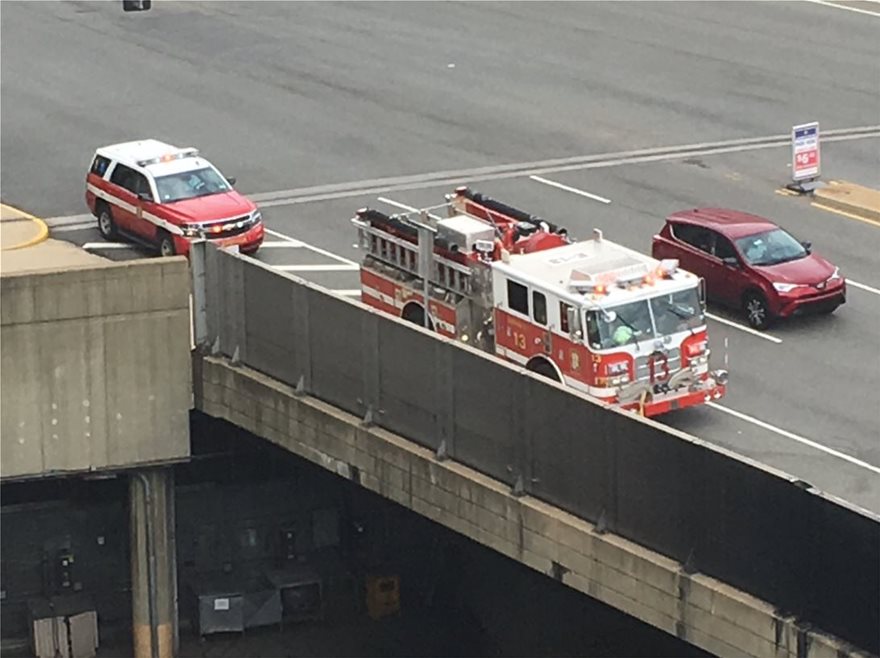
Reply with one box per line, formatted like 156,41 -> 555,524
0,412 -> 710,658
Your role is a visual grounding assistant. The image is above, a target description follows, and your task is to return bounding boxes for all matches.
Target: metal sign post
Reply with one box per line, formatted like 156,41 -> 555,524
416,211 -> 433,329
788,121 -> 821,194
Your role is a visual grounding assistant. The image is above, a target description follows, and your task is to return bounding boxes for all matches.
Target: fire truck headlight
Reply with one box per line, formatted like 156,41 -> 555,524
606,362 -> 628,376
685,340 -> 707,357
712,369 -> 729,386
181,225 -> 202,238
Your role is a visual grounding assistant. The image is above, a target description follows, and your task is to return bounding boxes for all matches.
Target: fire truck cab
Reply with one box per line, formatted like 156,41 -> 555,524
491,232 -> 726,414
352,187 -> 728,417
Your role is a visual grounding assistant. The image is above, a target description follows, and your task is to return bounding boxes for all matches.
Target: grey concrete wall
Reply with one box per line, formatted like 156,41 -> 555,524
196,356 -> 873,658
1,258 -> 191,479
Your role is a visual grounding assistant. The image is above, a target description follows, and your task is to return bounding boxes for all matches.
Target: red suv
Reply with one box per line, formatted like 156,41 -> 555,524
85,139 -> 264,257
652,208 -> 845,329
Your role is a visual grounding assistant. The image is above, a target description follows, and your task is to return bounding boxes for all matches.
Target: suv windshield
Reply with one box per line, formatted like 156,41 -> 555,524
154,167 -> 231,203
735,228 -> 807,266
585,288 -> 704,350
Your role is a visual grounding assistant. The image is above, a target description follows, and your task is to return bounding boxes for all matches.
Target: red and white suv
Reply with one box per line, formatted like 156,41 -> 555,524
85,139 -> 264,257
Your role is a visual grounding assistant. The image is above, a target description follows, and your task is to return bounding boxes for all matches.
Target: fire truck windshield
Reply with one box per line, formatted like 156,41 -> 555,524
649,288 -> 704,335
587,300 -> 655,349
586,287 -> 703,350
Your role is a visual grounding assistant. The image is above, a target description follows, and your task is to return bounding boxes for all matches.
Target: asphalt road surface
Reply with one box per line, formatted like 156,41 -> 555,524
2,1 -> 879,515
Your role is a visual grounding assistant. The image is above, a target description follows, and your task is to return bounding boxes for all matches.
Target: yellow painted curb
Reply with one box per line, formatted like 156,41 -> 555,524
1,204 -> 50,250
811,202 -> 880,228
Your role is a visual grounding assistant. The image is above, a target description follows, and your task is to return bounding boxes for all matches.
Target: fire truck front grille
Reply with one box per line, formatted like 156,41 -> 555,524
634,348 -> 682,384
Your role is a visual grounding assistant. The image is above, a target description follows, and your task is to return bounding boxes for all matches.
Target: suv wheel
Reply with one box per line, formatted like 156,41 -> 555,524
157,231 -> 176,257
97,203 -> 117,240
743,291 -> 772,330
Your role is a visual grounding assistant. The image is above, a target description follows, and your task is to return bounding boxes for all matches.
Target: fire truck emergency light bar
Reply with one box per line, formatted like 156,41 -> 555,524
137,148 -> 199,167
567,258 -> 681,295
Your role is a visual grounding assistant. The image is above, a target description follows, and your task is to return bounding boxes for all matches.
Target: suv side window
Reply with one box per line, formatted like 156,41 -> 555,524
109,164 -> 152,199
713,233 -> 737,260
671,223 -> 713,254
131,172 -> 153,200
109,163 -> 137,191
90,155 -> 111,177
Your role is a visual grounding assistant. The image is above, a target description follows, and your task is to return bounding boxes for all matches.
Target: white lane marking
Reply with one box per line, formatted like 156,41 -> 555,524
849,279 -> 880,296
275,264 -> 359,272
706,312 -> 783,343
53,221 -> 97,233
44,213 -> 93,227
377,197 -> 418,213
263,227 -> 358,266
259,240 -> 305,248
248,127 -> 880,205
529,175 -> 612,204
82,242 -> 134,250
707,402 -> 880,475
804,0 -> 880,17
333,289 -> 363,297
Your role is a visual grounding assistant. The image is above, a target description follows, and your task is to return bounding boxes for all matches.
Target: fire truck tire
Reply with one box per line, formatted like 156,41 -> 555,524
96,202 -> 118,240
743,290 -> 772,330
526,357 -> 562,383
157,230 -> 176,257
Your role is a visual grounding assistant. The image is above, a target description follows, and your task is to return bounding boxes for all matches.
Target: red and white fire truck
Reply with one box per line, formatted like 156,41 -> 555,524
351,187 -> 728,417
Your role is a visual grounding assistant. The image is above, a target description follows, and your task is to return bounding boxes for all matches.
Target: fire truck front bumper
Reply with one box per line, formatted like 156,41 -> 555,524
618,369 -> 728,417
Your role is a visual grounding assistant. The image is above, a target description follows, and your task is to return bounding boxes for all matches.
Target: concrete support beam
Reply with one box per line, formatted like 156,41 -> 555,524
130,468 -> 177,658
195,356 -> 873,658
1,258 -> 191,480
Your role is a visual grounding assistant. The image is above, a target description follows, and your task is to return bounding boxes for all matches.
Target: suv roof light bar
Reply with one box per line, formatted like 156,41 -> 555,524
137,147 -> 199,167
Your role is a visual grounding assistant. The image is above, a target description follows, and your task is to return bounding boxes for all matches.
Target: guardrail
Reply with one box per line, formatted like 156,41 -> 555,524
192,242 -> 879,654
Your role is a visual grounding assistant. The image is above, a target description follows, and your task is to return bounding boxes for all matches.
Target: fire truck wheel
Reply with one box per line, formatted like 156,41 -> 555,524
401,303 -> 434,331
527,358 -> 562,383
96,202 -> 118,240
157,231 -> 176,257
743,291 -> 771,330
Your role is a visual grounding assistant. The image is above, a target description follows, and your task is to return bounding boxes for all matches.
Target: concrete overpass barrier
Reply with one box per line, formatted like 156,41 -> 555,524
1,257 -> 192,479
193,243 -> 879,657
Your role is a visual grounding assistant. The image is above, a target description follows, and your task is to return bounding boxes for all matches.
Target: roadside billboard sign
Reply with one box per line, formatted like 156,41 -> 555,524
792,122 -> 820,181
